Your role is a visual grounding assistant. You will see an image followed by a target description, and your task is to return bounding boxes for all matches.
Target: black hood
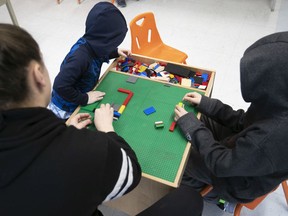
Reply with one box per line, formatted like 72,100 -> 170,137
83,2 -> 128,58
240,32 -> 288,118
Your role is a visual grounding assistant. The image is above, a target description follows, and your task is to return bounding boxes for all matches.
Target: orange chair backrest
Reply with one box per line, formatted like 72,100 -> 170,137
242,193 -> 269,210
129,12 -> 163,54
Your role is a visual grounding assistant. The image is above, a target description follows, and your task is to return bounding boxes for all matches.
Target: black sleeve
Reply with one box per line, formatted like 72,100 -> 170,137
101,132 -> 142,201
62,127 -> 142,204
196,95 -> 246,132
176,113 -> 274,177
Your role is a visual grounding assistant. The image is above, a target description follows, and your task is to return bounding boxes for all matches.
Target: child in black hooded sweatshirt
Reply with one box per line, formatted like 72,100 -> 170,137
49,2 -> 130,119
174,32 -> 288,213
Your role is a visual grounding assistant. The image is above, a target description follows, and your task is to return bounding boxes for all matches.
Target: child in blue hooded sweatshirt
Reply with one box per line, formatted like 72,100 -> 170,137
49,2 -> 130,119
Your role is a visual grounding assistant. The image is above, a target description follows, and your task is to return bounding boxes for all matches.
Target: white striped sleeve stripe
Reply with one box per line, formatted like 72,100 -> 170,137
104,148 -> 134,202
112,156 -> 134,199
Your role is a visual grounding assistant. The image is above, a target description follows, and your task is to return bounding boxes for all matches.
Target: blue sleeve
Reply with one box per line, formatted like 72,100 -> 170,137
53,49 -> 90,105
108,48 -> 119,59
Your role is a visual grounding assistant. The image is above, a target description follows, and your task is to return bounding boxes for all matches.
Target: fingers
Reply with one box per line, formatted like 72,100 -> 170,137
94,103 -> 115,132
69,113 -> 92,129
183,92 -> 196,100
118,48 -> 131,57
174,105 -> 188,121
95,91 -> 105,97
98,103 -> 113,111
76,113 -> 91,120
94,96 -> 104,102
182,92 -> 201,105
87,91 -> 106,104
93,91 -> 105,101
125,50 -> 132,56
76,119 -> 92,128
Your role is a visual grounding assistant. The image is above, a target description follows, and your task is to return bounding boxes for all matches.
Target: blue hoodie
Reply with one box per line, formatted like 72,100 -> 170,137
51,2 -> 127,113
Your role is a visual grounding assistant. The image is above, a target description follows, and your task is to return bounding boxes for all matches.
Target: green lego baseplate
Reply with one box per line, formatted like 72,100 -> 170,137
79,71 -> 204,185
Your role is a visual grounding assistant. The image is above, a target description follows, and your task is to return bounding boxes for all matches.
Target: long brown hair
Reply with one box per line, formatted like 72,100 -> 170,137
0,24 -> 42,110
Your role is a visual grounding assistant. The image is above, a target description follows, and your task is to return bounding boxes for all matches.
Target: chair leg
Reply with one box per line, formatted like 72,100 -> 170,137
5,0 -> 19,26
282,180 -> 288,205
270,0 -> 276,11
233,204 -> 243,216
200,185 -> 213,197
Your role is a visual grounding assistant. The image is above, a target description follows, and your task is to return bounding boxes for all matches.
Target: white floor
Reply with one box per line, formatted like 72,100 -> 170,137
1,0 -> 288,215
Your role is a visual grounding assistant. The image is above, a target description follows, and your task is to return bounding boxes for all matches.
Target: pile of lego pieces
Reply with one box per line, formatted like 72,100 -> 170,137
115,57 -> 210,90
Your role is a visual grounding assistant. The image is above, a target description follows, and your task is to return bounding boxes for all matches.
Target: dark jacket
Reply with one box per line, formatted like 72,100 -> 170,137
177,32 -> 288,203
51,2 -> 127,113
0,108 -> 141,215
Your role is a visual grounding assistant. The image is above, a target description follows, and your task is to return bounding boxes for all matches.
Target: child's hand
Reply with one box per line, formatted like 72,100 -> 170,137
174,105 -> 188,121
94,103 -> 114,132
87,91 -> 105,104
118,48 -> 131,57
183,92 -> 202,106
69,113 -> 92,129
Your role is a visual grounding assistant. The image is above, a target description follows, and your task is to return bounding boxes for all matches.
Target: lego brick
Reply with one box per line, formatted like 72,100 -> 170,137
118,105 -> 126,114
138,65 -> 147,72
155,121 -> 164,128
201,73 -> 209,82
165,63 -> 195,78
113,111 -> 121,119
143,106 -> 156,115
126,76 -> 138,84
198,85 -> 207,90
169,121 -> 176,132
181,78 -> 192,87
193,76 -> 204,84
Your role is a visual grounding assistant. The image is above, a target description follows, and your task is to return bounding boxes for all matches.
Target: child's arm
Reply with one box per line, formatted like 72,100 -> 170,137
108,48 -> 131,59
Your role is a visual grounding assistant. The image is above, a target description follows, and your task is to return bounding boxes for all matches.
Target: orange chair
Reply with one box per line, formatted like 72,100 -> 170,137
200,180 -> 288,216
129,12 -> 188,64
234,180 -> 288,216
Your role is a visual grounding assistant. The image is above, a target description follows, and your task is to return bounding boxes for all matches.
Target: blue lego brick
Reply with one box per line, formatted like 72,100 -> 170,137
143,106 -> 156,115
201,73 -> 209,82
113,111 -> 121,119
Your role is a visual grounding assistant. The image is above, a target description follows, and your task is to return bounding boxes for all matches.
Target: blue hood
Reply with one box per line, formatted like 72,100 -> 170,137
83,2 -> 128,58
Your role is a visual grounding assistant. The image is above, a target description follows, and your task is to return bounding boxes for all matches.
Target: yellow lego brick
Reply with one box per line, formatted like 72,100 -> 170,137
178,102 -> 184,108
138,65 -> 148,72
118,105 -> 126,114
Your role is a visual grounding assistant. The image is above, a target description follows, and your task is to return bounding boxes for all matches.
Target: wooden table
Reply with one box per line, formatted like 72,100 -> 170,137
69,54 -> 215,215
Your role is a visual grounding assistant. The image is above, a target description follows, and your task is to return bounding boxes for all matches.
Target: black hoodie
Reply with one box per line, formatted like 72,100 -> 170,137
0,108 -> 141,215
177,32 -> 288,203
